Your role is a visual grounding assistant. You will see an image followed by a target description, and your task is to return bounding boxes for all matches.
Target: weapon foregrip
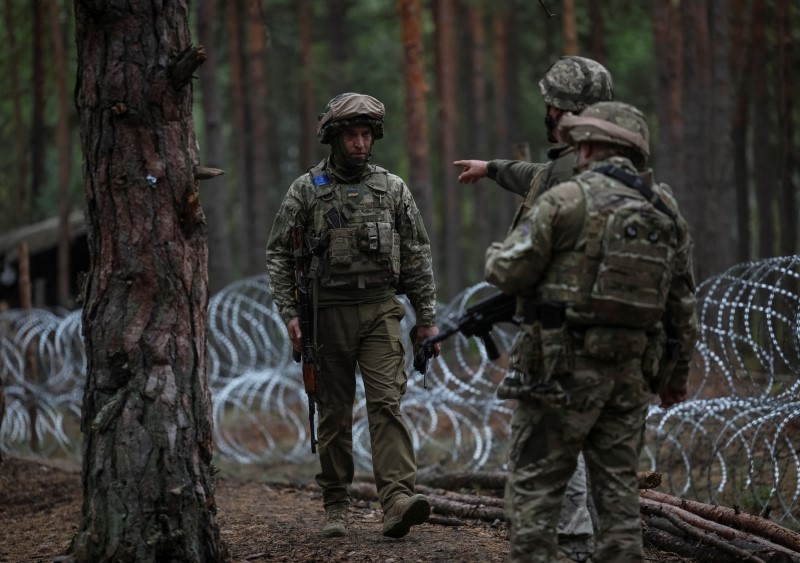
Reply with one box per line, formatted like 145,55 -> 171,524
481,332 -> 501,360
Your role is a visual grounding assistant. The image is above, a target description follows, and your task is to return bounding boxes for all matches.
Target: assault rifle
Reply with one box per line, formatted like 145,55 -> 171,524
413,291 -> 518,376
291,225 -> 318,453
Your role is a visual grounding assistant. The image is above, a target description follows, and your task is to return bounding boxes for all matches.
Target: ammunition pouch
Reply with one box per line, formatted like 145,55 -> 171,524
582,326 -> 647,362
321,222 -> 400,289
512,302 -> 573,384
495,375 -> 569,408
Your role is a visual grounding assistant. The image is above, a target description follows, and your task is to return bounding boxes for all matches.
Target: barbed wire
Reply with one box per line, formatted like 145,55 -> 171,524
1,257 -> 799,526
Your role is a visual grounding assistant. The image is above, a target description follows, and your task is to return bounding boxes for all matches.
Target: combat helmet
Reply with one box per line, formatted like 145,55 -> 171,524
539,56 -> 614,112
558,101 -> 650,159
317,92 -> 385,144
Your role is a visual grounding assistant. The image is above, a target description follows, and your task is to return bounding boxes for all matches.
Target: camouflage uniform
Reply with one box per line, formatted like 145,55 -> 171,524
486,102 -> 698,562
487,57 -> 614,559
266,94 -> 437,534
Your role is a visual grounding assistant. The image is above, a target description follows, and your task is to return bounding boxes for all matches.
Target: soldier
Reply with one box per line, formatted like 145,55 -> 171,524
454,56 -> 614,230
457,55 -> 614,561
484,101 -> 698,562
266,93 -> 441,539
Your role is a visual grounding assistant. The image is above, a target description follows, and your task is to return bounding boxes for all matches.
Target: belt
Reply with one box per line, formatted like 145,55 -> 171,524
520,302 -> 566,329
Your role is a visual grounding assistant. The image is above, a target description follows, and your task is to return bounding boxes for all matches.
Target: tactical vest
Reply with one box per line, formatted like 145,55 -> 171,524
308,164 -> 401,290
534,170 -> 678,329
510,147 -> 577,230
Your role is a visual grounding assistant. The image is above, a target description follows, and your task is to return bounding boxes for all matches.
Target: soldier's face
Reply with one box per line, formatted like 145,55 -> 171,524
342,125 -> 373,163
545,105 -> 566,143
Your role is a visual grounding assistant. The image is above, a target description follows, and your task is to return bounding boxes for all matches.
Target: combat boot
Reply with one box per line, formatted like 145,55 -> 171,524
382,494 -> 430,538
321,505 -> 349,537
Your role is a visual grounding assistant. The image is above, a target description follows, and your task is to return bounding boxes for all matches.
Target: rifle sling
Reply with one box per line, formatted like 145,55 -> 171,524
595,164 -> 676,221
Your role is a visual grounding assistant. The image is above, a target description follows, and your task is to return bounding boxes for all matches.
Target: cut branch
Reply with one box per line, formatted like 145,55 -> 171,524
170,44 -> 207,88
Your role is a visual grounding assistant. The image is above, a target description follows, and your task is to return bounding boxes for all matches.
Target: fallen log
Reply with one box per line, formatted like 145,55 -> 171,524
641,489 -> 800,553
415,485 -> 505,509
417,470 -> 662,492
425,495 -> 505,523
641,499 -> 766,563
641,497 -> 800,561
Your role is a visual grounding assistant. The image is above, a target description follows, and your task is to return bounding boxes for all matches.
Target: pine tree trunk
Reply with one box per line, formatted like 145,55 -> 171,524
197,0 -> 234,294
466,5 -> 491,276
433,0 -> 462,298
3,0 -> 27,223
750,0 -> 772,259
397,0 -> 435,248
562,0 -> 579,55
50,0 -> 73,307
31,0 -> 46,206
298,0 -> 318,168
777,0 -> 796,256
72,1 -> 224,560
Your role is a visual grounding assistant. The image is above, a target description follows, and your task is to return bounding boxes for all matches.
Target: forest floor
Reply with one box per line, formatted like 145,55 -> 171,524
0,455 -> 691,562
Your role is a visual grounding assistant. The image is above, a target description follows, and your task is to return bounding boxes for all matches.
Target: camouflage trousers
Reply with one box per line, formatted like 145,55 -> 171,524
314,297 -> 417,512
504,356 -> 650,563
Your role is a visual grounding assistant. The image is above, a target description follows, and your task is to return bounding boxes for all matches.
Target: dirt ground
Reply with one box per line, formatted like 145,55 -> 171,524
0,456 -> 688,562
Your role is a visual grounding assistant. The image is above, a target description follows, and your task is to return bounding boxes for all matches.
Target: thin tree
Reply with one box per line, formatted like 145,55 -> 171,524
197,0 -> 234,294
750,0 -> 772,259
298,0 -> 318,168
72,1 -> 224,560
227,0 -> 249,274
31,0 -> 46,208
562,0 -> 579,55
243,0 -> 271,276
492,10 -> 513,231
49,0 -> 73,306
397,0 -> 435,238
433,0 -> 463,297
730,0 -> 753,261
467,3 -> 491,276
588,0 -> 607,64
708,0 -> 737,274
777,0 -> 796,256
681,0 -> 713,280
653,0 -> 684,196
3,0 -> 27,223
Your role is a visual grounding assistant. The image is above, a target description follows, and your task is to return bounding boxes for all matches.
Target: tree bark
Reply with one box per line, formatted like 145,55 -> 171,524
681,0 -> 713,281
562,0 -> 579,55
588,0 -> 607,64
397,0 -> 435,248
3,0 -> 27,223
72,1 -> 224,560
730,0 -> 753,262
708,0 -> 736,275
653,0 -> 684,197
197,0 -> 234,294
492,10 -> 514,231
227,0 -> 248,276
50,0 -> 73,307
777,0 -> 796,256
243,0 -> 271,276
433,0 -> 462,299
466,4 -> 492,276
750,0 -> 772,259
298,0 -> 318,169
31,0 -> 46,207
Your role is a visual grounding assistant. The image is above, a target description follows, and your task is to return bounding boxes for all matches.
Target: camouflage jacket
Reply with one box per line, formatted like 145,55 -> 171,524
485,157 -> 698,392
488,145 -> 577,230
266,157 -> 437,327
